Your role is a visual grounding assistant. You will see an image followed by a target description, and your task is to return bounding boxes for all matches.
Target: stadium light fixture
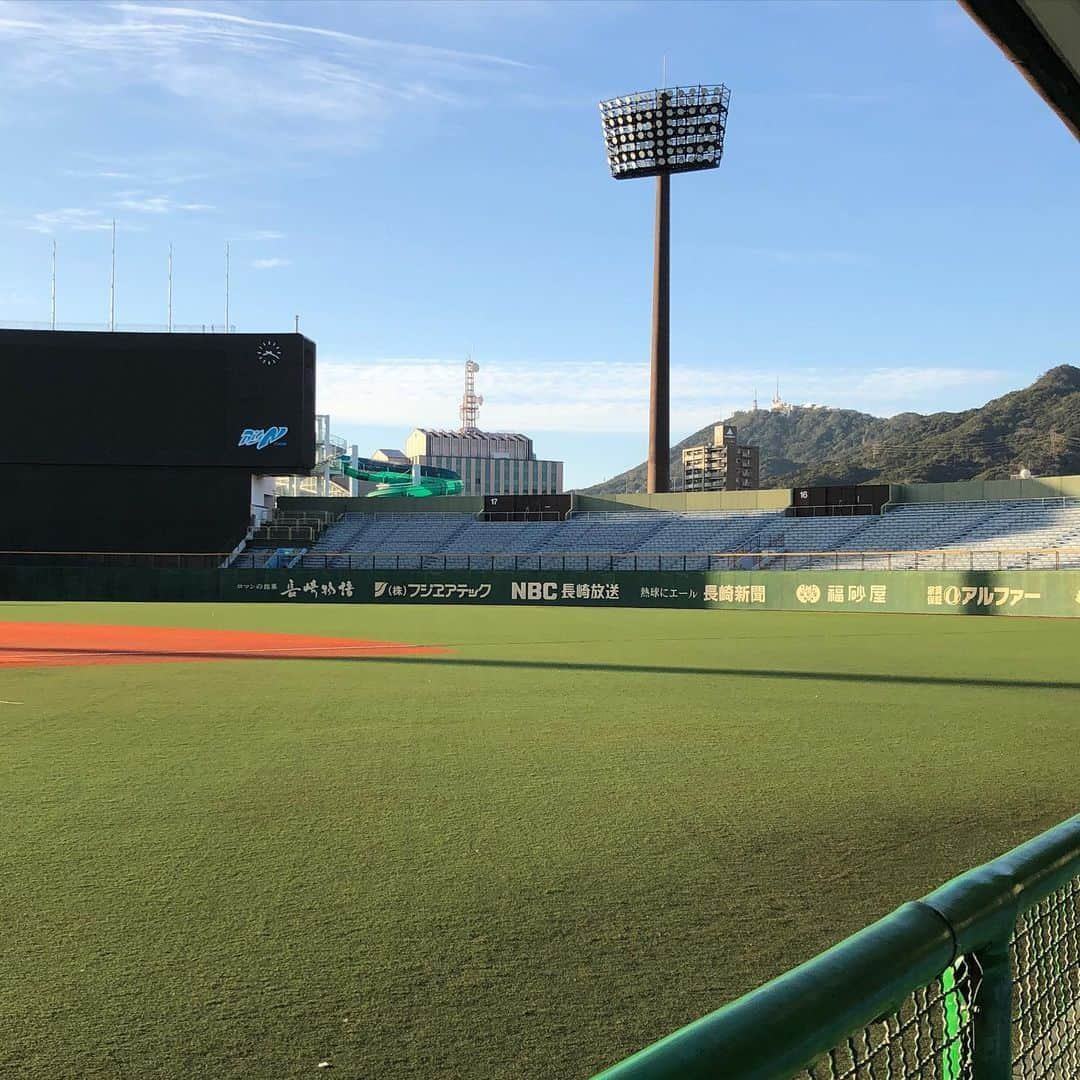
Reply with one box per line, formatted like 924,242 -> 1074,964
598,84 -> 730,493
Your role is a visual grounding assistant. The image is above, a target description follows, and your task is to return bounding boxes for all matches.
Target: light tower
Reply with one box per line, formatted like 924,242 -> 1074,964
598,84 -> 730,492
459,357 -> 484,431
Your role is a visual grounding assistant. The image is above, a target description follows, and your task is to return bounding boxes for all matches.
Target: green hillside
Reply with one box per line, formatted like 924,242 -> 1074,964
584,365 -> 1080,493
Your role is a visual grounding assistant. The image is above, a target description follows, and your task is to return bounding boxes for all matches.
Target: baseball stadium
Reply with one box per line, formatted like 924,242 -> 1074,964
2,330 -> 1079,1080
2,3 -> 1079,1079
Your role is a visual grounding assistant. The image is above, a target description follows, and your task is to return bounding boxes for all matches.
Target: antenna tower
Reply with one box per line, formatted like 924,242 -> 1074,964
459,357 -> 484,431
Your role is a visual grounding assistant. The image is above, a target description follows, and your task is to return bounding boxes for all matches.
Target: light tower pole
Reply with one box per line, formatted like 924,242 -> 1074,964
650,171 -> 671,491
599,85 -> 730,492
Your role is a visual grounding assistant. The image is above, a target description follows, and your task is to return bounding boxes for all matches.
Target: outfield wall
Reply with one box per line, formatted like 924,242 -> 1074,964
892,473 -> 1080,504
572,491 -> 793,513
3,567 -> 1079,617
277,494 -> 486,515
278,474 -> 1080,518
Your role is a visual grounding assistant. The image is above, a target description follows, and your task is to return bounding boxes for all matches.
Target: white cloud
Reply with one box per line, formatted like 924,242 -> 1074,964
250,230 -> 285,241
108,4 -> 532,69
24,191 -> 213,232
738,247 -> 870,266
111,191 -> 214,214
62,168 -> 136,180
0,1 -> 532,151
316,358 -> 1004,437
251,257 -> 290,270
27,207 -> 115,233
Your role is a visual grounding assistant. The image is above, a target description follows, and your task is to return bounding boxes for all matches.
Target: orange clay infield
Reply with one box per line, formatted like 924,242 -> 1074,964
0,622 -> 447,669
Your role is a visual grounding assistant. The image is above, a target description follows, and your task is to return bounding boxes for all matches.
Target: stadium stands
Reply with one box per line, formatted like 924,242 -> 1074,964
295,499 -> 1080,571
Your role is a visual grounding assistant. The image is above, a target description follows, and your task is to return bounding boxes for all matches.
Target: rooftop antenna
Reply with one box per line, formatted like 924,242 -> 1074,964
168,243 -> 173,332
109,218 -> 116,332
459,356 -> 483,431
50,239 -> 56,331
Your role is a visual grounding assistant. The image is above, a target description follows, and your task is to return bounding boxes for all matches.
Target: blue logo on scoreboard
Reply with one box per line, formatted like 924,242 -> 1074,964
238,426 -> 288,450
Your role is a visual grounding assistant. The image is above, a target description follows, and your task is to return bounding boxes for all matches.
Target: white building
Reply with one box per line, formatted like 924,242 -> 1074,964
405,428 -> 563,495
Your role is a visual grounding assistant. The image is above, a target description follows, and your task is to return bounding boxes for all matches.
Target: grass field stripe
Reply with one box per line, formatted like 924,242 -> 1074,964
0,699 -> 24,704
0,643 -> 433,658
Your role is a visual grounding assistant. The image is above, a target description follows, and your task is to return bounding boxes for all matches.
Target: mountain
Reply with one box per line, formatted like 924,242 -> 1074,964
584,365 -> 1080,493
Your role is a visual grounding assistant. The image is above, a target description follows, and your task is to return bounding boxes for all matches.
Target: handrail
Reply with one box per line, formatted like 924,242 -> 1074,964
2,547 -> 1080,565
594,813 -> 1080,1079
287,548 -> 1080,560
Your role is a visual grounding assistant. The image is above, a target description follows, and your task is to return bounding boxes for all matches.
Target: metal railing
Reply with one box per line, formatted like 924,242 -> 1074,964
2,548 -> 1079,572
594,813 -> 1080,1079
479,511 -> 565,522
0,551 -> 231,569
278,549 -> 1080,572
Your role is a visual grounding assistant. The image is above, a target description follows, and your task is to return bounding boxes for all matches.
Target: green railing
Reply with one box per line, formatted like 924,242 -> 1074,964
594,814 -> 1080,1080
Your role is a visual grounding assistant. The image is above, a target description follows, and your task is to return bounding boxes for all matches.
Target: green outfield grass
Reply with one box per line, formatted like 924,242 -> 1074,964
1,602 -> 1078,1079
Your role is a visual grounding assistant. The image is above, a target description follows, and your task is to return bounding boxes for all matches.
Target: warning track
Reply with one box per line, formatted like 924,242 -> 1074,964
0,622 -> 446,669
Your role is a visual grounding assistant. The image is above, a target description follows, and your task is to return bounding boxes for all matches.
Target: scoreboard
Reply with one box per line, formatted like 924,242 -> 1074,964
0,330 -> 315,473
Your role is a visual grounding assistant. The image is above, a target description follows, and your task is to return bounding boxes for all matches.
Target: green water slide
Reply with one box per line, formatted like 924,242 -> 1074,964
338,456 -> 464,498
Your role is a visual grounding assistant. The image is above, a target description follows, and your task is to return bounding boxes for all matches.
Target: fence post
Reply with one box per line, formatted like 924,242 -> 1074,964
971,938 -> 1013,1079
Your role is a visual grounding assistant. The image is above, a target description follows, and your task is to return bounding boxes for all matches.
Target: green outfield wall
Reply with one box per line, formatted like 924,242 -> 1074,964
3,567 -> 1080,616
279,474 -> 1080,518
277,494 -> 486,515
891,473 -> 1080,505
572,490 -> 793,512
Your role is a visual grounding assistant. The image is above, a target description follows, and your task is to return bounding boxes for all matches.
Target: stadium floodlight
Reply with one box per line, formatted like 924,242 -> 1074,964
598,85 -> 730,493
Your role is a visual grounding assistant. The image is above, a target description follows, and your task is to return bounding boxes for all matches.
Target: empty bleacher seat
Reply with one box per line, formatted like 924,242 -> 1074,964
295,501 -> 1080,571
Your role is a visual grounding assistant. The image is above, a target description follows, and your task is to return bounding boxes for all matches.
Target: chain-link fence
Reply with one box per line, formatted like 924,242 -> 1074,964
1012,876 -> 1080,1079
594,814 -> 1080,1080
801,957 -> 979,1080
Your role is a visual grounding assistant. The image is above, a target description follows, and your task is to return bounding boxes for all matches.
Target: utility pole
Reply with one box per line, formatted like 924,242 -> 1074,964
225,241 -> 230,333
109,218 -> 116,331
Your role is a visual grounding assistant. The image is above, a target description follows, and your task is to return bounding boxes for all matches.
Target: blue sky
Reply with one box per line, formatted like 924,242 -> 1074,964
1,0 -> 1077,488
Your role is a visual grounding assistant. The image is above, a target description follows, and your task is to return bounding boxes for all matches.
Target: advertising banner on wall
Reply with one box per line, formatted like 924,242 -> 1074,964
222,569 -> 1080,617
4,567 -> 1080,617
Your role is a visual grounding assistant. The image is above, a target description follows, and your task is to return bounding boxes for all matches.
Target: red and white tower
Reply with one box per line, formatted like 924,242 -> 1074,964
459,357 -> 484,431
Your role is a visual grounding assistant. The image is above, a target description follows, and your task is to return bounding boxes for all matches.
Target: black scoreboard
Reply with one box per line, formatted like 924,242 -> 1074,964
0,330 -> 315,473
790,484 -> 890,517
483,494 -> 571,521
